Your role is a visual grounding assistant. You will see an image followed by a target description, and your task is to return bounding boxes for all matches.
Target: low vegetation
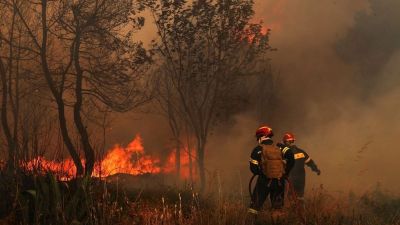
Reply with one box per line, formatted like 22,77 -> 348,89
0,172 -> 399,225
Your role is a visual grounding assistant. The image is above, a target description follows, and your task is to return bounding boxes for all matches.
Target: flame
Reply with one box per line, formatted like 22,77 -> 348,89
21,157 -> 77,180
94,135 -> 162,177
9,134 -> 196,181
164,148 -> 197,179
240,21 -> 270,44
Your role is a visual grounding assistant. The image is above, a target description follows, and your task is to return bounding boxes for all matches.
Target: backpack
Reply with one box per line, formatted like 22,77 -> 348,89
260,144 -> 284,179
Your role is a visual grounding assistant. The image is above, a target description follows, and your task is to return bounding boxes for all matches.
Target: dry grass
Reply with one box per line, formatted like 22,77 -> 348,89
113,183 -> 400,225
1,172 -> 399,225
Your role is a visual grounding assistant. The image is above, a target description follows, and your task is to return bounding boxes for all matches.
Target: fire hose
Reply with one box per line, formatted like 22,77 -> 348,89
248,174 -> 257,197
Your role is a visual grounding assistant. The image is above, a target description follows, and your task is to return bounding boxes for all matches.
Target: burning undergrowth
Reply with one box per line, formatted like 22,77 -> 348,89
6,134 -> 197,182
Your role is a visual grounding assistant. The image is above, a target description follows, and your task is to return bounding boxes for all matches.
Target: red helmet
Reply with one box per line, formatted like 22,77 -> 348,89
283,132 -> 295,142
255,125 -> 273,139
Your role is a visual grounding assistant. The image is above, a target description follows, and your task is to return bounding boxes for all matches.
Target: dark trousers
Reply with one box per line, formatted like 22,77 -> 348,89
289,175 -> 305,198
250,176 -> 285,211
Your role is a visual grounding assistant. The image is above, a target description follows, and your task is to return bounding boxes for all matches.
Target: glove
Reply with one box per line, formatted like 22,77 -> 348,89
316,169 -> 321,176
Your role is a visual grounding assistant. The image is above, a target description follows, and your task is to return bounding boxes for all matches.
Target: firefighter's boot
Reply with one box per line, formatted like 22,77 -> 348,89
246,208 -> 259,225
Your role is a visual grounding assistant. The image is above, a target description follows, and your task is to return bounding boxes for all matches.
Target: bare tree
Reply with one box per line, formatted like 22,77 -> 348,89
152,65 -> 183,179
58,0 -> 151,175
0,50 -> 15,172
1,0 -> 151,176
147,0 -> 272,190
0,0 -> 33,172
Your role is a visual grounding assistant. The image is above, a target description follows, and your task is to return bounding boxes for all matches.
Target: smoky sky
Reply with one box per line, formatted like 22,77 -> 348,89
207,0 -> 400,193
108,0 -> 400,193
337,0 -> 400,96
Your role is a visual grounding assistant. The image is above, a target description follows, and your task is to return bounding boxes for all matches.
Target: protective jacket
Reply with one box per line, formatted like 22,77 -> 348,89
282,144 -> 320,197
249,140 -> 295,177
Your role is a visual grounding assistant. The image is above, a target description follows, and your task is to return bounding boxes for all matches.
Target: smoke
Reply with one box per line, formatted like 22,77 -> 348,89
106,111 -> 172,158
107,0 -> 400,193
206,0 -> 400,193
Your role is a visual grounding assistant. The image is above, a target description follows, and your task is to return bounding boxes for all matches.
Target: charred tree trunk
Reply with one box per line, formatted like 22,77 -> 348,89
166,100 -> 181,179
40,0 -> 84,176
197,137 -> 206,192
22,125 -> 29,161
56,101 -> 84,176
72,29 -> 95,176
0,9 -> 17,172
0,59 -> 15,172
10,26 -> 22,169
184,128 -> 194,185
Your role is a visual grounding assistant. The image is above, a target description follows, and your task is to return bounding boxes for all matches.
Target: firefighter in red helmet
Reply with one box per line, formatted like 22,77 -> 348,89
278,132 -> 321,203
248,126 -> 295,217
